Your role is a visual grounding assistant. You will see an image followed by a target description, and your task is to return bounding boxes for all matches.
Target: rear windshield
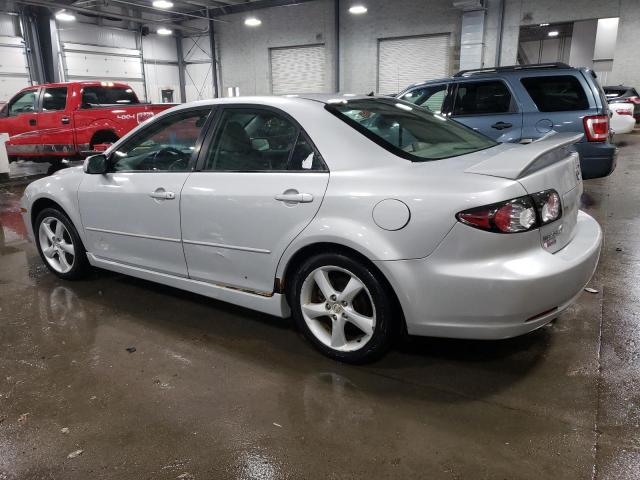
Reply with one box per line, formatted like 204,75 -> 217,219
520,75 -> 589,112
82,86 -> 139,107
325,98 -> 496,161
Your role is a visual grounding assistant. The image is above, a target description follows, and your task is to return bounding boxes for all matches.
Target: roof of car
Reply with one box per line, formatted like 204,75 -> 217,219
170,94 -> 391,111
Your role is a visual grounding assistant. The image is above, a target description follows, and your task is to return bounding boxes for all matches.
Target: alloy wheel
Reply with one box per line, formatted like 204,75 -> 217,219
299,265 -> 376,352
38,217 -> 76,274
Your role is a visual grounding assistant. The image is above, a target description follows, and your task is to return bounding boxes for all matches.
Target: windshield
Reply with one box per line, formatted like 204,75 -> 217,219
325,98 -> 496,161
82,86 -> 140,107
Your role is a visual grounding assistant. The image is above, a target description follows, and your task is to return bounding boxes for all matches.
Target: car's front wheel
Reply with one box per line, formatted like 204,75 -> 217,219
35,208 -> 90,280
290,252 -> 397,363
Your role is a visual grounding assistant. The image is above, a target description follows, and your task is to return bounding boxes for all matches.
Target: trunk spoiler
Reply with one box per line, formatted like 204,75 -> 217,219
465,132 -> 584,180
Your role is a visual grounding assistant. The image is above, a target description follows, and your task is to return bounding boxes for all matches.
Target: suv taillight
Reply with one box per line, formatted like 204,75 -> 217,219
583,115 -> 609,142
456,190 -> 562,234
627,96 -> 640,104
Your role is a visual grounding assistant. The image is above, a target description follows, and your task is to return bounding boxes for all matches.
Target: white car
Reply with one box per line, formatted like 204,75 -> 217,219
609,102 -> 636,135
20,96 -> 602,363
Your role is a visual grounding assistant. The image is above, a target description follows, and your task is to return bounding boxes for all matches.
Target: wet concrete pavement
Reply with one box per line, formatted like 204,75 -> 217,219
1,135 -> 639,479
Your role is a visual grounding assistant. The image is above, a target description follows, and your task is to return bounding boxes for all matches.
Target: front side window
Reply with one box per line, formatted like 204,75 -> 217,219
452,80 -> 514,115
400,84 -> 448,113
326,98 -> 496,161
112,109 -> 210,172
204,109 -> 325,172
82,86 -> 139,107
521,75 -> 589,112
42,87 -> 68,112
9,90 -> 37,116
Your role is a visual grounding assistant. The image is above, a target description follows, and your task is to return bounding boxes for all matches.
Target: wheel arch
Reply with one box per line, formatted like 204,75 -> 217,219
89,129 -> 119,148
31,197 -> 72,230
279,241 -> 407,333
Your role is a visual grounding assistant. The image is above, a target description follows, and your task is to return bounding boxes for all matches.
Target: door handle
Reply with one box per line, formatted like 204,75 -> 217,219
275,192 -> 313,203
491,121 -> 512,130
149,189 -> 176,200
29,119 -> 36,126
61,117 -> 70,125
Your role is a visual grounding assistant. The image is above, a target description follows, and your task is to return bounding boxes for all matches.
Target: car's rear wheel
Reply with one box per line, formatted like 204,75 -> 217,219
289,252 -> 396,363
35,208 -> 90,280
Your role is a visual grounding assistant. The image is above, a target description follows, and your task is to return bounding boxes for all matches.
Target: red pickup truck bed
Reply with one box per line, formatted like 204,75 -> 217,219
0,81 -> 175,162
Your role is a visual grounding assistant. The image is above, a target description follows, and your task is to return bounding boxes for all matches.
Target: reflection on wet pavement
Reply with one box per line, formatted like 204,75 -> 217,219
1,134 -> 639,479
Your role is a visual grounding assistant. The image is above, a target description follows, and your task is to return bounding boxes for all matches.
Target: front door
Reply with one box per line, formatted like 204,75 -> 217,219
78,108 -> 212,276
0,88 -> 39,154
181,106 -> 329,294
450,79 -> 523,143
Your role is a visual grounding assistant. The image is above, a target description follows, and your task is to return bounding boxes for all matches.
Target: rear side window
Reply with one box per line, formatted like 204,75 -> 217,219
400,84 -> 448,113
82,86 -> 139,107
452,80 -> 514,115
42,87 -> 68,111
521,75 -> 589,112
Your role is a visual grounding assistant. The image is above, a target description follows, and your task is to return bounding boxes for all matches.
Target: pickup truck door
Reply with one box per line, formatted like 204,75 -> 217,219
35,86 -> 75,156
0,88 -> 39,149
449,79 -> 523,143
78,107 -> 213,276
180,106 -> 329,294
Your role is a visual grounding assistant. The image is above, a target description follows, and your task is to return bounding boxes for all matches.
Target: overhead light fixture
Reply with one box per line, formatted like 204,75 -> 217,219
244,17 -> 262,27
152,0 -> 173,8
349,5 -> 368,14
55,10 -> 76,22
157,27 -> 173,35
548,30 -> 559,37
539,23 -> 549,26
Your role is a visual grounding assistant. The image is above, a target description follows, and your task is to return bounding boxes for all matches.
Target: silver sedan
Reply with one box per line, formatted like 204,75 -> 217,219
21,95 -> 602,363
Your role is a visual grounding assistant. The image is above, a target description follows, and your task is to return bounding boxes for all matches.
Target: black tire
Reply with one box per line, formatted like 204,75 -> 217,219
288,252 -> 397,363
34,207 -> 91,280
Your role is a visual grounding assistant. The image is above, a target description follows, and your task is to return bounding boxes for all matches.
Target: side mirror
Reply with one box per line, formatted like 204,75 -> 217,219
83,154 -> 108,174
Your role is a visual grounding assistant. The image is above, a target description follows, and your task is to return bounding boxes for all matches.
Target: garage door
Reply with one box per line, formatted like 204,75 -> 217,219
270,45 -> 327,95
0,15 -> 32,102
378,34 -> 449,95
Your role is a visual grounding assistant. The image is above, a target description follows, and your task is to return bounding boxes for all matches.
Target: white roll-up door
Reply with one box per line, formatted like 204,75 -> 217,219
378,34 -> 450,95
58,24 -> 146,100
0,14 -> 32,102
270,44 -> 327,95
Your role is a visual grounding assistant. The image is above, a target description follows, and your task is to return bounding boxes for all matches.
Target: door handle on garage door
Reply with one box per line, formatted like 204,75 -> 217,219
491,121 -> 512,130
275,192 -> 313,203
149,189 -> 176,200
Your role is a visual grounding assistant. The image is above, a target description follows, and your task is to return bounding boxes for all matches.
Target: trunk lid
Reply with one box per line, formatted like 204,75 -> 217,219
465,132 -> 584,252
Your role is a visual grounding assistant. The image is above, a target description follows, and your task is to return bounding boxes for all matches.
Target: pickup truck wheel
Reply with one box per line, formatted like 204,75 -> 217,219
35,208 -> 90,280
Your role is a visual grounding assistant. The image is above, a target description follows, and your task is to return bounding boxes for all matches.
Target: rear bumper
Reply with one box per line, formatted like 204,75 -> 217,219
574,142 -> 617,179
376,211 -> 602,340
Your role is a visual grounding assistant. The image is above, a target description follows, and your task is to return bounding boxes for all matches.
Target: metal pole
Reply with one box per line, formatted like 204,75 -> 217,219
495,0 -> 505,67
176,31 -> 187,103
208,8 -> 219,98
334,0 -> 340,92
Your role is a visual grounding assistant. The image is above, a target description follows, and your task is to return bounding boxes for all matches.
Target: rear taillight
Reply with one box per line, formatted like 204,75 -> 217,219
583,115 -> 609,142
456,189 -> 562,234
627,96 -> 640,104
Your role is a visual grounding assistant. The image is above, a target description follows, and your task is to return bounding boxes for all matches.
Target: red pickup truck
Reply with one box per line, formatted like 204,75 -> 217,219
0,81 -> 175,165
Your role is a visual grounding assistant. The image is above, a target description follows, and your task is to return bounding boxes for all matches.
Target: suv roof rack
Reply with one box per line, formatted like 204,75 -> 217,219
453,62 -> 572,78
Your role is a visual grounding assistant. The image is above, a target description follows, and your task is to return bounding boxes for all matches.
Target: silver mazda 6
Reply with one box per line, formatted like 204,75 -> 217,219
21,95 -> 602,363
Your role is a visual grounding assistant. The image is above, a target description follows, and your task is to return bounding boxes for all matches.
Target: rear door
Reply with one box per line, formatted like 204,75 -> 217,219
450,78 -> 523,142
515,73 -> 599,140
180,105 -> 329,294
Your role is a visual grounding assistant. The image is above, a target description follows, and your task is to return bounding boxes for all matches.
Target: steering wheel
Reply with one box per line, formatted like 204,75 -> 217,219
150,147 -> 188,171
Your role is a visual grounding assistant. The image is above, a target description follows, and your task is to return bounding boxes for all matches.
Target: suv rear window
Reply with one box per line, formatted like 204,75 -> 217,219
326,98 -> 496,161
82,86 -> 139,107
521,75 -> 589,112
